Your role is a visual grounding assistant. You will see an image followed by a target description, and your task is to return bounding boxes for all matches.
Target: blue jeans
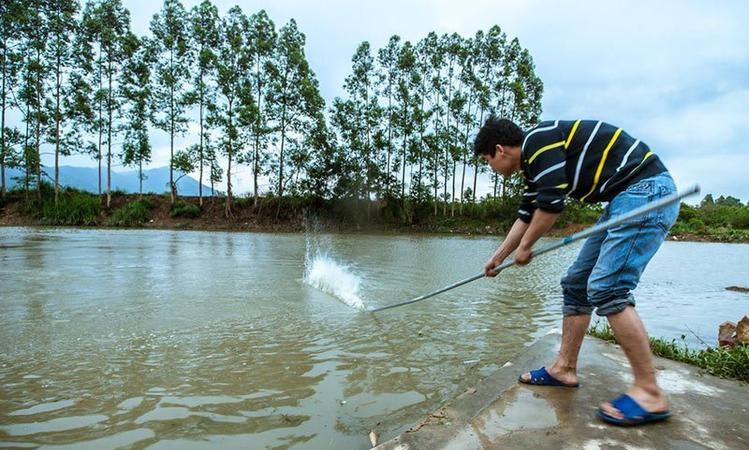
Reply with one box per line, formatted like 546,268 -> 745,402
561,172 -> 680,316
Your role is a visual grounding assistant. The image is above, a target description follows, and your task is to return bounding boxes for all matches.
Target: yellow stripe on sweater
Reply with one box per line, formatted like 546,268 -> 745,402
528,141 -> 565,165
580,128 -> 622,202
565,120 -> 581,149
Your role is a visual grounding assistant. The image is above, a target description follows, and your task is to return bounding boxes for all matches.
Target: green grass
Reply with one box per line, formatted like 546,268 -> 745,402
109,199 -> 155,227
588,322 -> 749,383
171,201 -> 201,218
19,184 -> 101,226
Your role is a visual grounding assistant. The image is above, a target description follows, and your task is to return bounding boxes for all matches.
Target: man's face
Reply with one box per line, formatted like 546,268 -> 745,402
483,145 -> 513,177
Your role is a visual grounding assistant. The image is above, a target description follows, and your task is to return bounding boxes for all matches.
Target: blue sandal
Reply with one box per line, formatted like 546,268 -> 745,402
518,366 -> 580,388
597,394 -> 671,426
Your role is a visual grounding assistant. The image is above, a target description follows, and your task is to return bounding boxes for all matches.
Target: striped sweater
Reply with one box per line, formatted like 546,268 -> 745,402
517,119 -> 666,223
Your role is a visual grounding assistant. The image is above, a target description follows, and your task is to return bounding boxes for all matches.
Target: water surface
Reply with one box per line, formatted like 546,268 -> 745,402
1,227 -> 746,449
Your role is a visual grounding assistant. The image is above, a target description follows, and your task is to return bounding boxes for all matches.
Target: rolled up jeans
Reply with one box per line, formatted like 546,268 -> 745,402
561,171 -> 680,317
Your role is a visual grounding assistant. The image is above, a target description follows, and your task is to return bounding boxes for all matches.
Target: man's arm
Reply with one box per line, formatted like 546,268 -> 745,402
484,218 -> 529,276
515,209 -> 560,265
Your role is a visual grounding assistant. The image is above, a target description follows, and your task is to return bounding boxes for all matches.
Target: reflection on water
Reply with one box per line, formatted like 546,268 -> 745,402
0,227 -> 747,449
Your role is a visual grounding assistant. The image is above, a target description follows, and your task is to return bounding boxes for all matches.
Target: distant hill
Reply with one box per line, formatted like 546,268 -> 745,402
4,166 -> 214,196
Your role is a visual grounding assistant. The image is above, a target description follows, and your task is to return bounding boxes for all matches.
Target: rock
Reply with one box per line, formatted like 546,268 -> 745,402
726,286 -> 749,293
737,316 -> 749,345
719,321 -> 737,347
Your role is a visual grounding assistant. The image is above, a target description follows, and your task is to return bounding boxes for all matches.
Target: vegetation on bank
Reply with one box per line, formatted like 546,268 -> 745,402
1,183 -> 748,242
670,194 -> 749,242
588,322 -> 749,383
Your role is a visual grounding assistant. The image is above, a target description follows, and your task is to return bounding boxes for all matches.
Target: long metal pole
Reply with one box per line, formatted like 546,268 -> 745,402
370,185 -> 700,313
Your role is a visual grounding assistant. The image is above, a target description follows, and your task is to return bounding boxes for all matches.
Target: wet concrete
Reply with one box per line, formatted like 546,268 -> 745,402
373,332 -> 749,450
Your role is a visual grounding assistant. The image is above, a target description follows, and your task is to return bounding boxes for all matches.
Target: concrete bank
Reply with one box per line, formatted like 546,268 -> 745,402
374,332 -> 748,450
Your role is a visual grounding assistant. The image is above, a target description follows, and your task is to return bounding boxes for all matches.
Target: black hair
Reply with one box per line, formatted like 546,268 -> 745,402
473,116 -> 524,157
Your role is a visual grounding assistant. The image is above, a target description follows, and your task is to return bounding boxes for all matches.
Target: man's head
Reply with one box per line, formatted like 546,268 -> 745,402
473,116 -> 524,177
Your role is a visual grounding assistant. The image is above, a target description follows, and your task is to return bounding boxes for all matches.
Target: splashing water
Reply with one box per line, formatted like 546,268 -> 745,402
304,251 -> 365,310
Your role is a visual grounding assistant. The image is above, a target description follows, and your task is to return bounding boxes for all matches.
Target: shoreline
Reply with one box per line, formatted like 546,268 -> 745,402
2,192 -> 747,243
1,221 -> 746,244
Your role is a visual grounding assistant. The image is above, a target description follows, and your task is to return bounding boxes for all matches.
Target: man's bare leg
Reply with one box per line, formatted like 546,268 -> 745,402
521,314 -> 591,386
599,306 -> 669,418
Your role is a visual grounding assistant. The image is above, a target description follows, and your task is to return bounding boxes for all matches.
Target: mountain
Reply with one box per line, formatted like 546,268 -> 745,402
4,166 -> 214,196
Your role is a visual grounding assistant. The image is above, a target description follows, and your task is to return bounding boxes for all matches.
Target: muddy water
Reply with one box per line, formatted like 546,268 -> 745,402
1,227 -> 746,449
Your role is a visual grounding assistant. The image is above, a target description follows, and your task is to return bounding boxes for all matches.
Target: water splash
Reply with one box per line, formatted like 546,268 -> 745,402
304,250 -> 365,310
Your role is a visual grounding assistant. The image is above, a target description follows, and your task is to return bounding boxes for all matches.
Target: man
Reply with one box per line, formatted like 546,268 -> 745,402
473,117 -> 679,426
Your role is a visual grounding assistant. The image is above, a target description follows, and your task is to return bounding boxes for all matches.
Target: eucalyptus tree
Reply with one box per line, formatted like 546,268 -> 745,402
377,35 -> 401,197
150,0 -> 191,205
68,1 -> 98,184
0,0 -> 27,197
511,48 -> 543,129
394,40 -> 417,200
78,0 -> 105,195
246,10 -> 276,205
17,1 -> 48,198
470,29 -> 493,204
330,98 -> 360,197
454,36 -> 478,216
187,0 -> 220,206
411,36 -> 434,203
423,31 -> 445,214
120,33 -> 152,196
266,19 -> 324,199
80,0 -> 130,207
43,0 -> 80,204
209,6 -> 253,217
337,41 -> 382,205
440,33 -> 465,215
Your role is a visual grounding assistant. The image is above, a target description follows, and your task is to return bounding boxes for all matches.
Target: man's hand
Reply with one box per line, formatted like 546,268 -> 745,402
514,245 -> 533,266
484,251 -> 505,277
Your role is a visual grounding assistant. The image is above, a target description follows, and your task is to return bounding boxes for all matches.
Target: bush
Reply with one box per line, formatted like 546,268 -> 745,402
22,186 -> 101,226
110,199 -> 154,226
687,217 -> 706,233
171,201 -> 200,218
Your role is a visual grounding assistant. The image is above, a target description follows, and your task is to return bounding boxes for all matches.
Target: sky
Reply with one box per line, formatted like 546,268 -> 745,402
42,0 -> 749,202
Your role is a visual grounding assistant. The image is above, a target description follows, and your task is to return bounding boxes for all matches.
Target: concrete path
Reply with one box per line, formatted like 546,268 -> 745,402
374,332 -> 748,450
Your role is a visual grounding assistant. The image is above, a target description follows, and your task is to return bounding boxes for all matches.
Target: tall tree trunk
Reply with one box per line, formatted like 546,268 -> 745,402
400,104 -> 407,200
385,81 -> 392,196
459,92 -> 476,215
277,70 -> 288,199
139,159 -> 143,197
107,59 -> 113,208
34,49 -> 41,200
226,100 -> 234,218
451,160 -> 456,217
253,55 -> 261,206
198,67 -> 204,207
432,79 -> 441,215
226,148 -> 233,218
1,44 -> 6,198
443,60 -> 455,217
472,106 -> 485,206
417,83 -> 425,203
54,47 -> 61,205
169,85 -> 175,204
98,48 -> 103,198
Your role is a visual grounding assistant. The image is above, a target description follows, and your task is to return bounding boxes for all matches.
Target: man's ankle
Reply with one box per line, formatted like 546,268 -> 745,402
550,359 -> 577,373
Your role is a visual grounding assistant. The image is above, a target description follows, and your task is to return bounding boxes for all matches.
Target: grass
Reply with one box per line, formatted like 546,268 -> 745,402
109,199 -> 155,226
171,200 -> 201,218
17,184 -> 101,226
588,321 -> 749,383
